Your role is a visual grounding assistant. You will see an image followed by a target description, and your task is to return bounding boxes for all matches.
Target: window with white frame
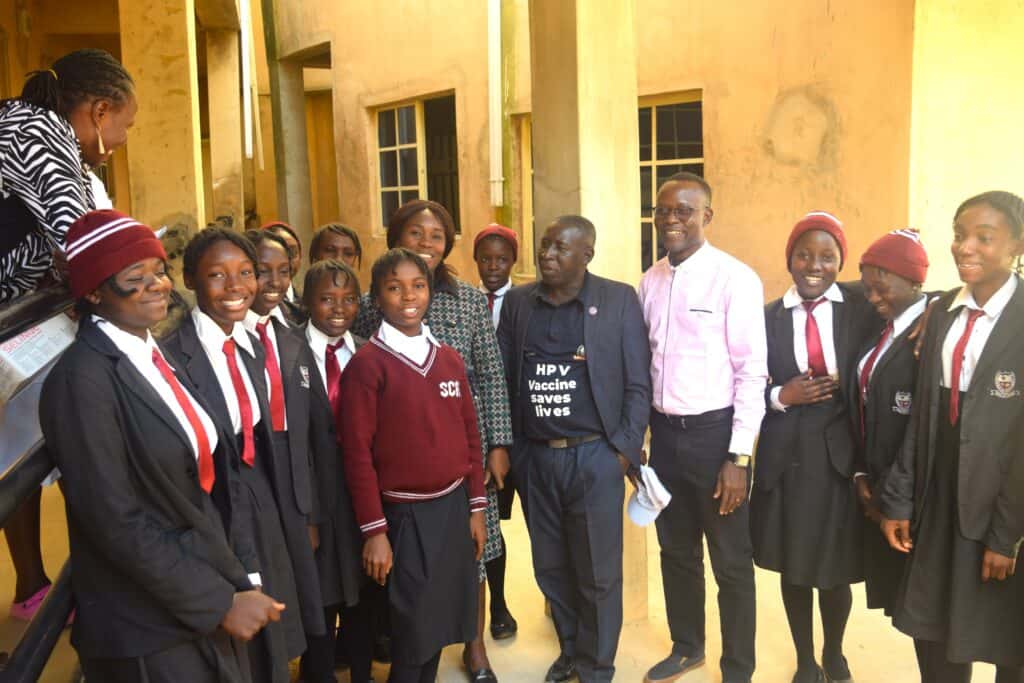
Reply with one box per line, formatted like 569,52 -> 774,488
375,94 -> 460,231
639,92 -> 704,270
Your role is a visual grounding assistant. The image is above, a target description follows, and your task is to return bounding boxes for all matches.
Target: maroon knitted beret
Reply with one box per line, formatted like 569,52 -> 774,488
473,223 -> 519,260
66,209 -> 167,298
860,228 -> 929,284
786,211 -> 847,270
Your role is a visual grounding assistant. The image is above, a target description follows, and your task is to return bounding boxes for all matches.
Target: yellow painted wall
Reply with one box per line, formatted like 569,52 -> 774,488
305,88 -> 341,229
273,0 -> 914,297
909,0 -> 1024,291
271,1 -> 494,284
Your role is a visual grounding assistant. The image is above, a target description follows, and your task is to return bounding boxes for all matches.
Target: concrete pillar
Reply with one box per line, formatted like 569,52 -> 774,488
206,30 -> 245,229
267,60 -> 314,249
118,0 -> 206,237
529,0 -> 646,623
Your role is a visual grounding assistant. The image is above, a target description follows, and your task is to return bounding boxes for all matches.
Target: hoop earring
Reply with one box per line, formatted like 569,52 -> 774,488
96,127 -> 106,156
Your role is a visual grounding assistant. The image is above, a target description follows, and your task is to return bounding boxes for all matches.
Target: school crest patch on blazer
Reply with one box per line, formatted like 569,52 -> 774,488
299,365 -> 311,388
990,370 -> 1020,399
892,391 -> 913,415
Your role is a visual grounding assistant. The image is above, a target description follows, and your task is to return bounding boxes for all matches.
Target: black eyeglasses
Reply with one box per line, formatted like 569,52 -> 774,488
653,206 -> 701,221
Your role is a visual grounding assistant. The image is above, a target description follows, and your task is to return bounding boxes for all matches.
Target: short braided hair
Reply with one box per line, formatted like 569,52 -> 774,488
20,49 -> 134,118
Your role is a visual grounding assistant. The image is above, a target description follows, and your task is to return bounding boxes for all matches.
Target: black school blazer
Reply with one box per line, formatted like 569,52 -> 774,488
39,317 -> 252,659
757,281 -> 881,489
270,318 -> 319,520
881,282 -> 1024,558
161,314 -> 326,633
306,325 -> 365,607
846,307 -> 923,483
496,272 -> 652,466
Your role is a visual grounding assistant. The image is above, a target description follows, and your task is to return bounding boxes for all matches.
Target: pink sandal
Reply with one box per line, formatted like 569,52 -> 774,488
10,583 -> 75,626
9,584 -> 50,622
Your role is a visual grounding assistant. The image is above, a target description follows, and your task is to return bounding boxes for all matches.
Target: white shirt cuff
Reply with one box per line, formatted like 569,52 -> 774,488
727,432 -> 756,457
247,572 -> 262,588
770,386 -> 788,412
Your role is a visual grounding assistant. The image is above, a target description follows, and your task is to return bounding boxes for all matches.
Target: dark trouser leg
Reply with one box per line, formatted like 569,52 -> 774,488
386,650 -> 441,683
563,440 -> 624,683
485,539 -> 509,617
818,583 -> 852,668
651,420 -> 707,659
913,639 -> 972,683
780,579 -> 815,669
82,633 -> 242,683
651,414 -> 756,681
523,442 -> 578,659
3,488 -> 50,602
300,605 -> 339,683
995,666 -> 1024,683
341,597 -> 375,683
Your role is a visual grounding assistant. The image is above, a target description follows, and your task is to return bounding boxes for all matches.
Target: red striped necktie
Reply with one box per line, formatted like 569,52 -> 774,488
486,292 -> 496,312
222,339 -> 256,467
152,349 -> 215,493
255,320 -> 287,432
949,309 -> 984,425
802,298 -> 829,378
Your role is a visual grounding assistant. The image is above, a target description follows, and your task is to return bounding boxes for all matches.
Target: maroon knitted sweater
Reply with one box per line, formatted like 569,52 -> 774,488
339,336 -> 487,538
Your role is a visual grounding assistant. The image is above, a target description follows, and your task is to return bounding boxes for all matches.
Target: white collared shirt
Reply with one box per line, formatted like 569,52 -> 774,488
771,282 -> 844,411
305,323 -> 357,392
478,280 -> 512,329
856,295 -> 928,387
243,307 -> 289,430
191,308 -> 263,433
941,275 -> 1018,389
376,320 -> 440,366
286,283 -> 297,303
94,316 -> 219,460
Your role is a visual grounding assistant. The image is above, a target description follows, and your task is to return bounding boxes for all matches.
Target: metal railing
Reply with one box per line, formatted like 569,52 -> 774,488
0,285 -> 76,683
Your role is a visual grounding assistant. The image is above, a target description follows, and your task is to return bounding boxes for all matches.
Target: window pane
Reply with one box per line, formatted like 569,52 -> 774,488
399,148 -> 418,186
654,162 -> 704,188
638,107 -> 652,162
398,105 -> 417,144
381,191 -> 399,226
400,189 -> 420,205
640,166 -> 653,218
380,150 -> 398,187
641,221 -> 653,272
656,101 -> 703,160
378,109 -> 396,148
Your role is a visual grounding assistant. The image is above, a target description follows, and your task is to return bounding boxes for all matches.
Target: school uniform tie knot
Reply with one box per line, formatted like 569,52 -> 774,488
802,297 -> 829,378
255,320 -> 287,432
151,348 -> 215,493
949,308 -> 985,425
325,340 -> 344,418
222,338 -> 256,467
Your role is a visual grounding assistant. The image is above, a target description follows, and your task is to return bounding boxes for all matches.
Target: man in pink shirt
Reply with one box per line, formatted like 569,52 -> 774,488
639,172 -> 768,683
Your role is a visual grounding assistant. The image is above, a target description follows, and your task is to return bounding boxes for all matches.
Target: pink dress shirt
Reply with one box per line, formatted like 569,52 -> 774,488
638,242 -> 769,455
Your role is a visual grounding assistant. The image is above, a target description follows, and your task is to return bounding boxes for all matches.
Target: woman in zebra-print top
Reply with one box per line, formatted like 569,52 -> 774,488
0,48 -> 135,304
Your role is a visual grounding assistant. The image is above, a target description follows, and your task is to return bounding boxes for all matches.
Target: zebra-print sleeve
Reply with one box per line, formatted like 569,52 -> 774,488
0,101 -> 94,303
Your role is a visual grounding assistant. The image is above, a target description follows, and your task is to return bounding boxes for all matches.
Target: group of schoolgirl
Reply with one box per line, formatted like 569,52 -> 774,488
40,208 -> 499,683
754,193 -> 1023,683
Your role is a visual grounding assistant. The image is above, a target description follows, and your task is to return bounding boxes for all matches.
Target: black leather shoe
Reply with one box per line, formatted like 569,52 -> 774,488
823,654 -> 853,682
468,668 -> 498,683
545,654 -> 577,682
791,665 -> 826,683
489,609 -> 518,640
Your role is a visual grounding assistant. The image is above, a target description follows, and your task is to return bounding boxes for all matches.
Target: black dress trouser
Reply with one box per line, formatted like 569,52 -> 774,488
649,409 -> 756,683
517,437 -> 625,683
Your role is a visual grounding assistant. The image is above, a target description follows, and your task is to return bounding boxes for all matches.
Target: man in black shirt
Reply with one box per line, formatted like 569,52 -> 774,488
498,216 -> 651,683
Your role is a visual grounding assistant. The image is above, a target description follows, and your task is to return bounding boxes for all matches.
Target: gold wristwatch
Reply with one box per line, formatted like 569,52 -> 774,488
729,453 -> 751,468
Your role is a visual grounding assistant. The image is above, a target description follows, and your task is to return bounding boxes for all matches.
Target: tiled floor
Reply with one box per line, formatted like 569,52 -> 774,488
0,486 -> 999,682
